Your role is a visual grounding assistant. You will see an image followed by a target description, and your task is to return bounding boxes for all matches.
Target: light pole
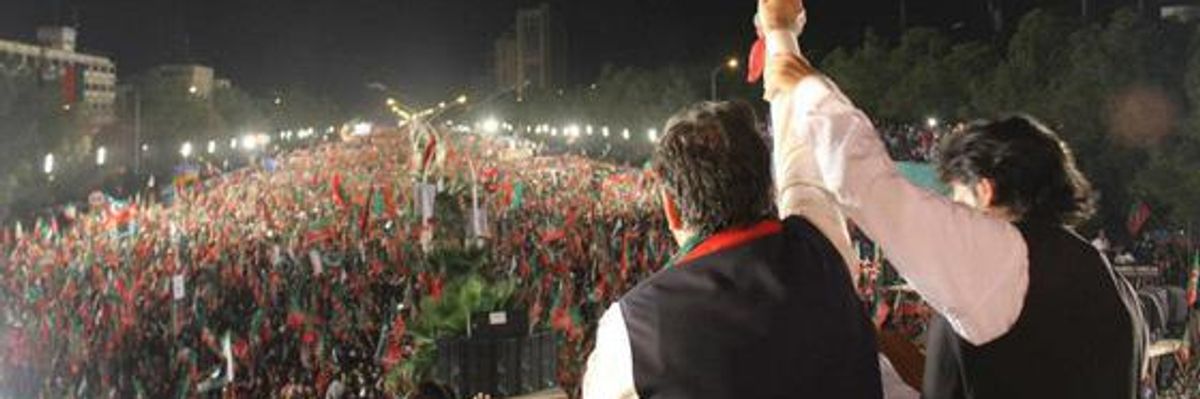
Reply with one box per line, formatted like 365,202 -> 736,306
710,57 -> 740,101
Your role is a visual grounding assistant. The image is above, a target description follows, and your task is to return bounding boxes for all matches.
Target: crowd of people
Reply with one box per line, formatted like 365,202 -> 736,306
0,124 -> 678,398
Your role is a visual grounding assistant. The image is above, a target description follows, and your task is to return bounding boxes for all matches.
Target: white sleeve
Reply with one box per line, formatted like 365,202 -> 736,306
765,32 -> 1029,346
582,303 -> 639,399
771,90 -> 860,286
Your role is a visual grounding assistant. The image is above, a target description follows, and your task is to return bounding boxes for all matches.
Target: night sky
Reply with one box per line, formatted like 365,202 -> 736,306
0,0 -> 1096,106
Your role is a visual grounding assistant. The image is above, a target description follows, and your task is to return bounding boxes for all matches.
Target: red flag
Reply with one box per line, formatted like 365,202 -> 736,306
359,186 -> 375,234
421,133 -> 438,172
747,36 -> 766,83
331,174 -> 347,208
383,184 -> 397,217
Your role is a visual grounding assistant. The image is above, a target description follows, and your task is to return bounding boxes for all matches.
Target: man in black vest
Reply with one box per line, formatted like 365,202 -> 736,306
758,0 -> 1146,397
581,101 -> 882,398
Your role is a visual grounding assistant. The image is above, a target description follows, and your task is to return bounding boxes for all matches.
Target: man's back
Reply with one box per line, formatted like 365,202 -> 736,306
611,216 -> 881,398
923,222 -> 1140,399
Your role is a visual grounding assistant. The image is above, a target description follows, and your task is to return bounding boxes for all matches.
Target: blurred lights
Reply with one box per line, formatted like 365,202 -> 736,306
207,141 -> 216,154
96,147 -> 107,166
482,118 -> 501,134
180,142 -> 194,158
927,117 -> 940,128
43,153 -> 54,175
353,122 -> 374,136
648,129 -> 659,142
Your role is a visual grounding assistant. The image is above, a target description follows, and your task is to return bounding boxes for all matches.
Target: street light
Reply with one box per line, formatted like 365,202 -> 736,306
482,117 -> 501,134
710,56 -> 741,101
96,147 -> 106,166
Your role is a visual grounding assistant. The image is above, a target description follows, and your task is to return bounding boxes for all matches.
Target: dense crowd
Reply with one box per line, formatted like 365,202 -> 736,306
0,126 -> 675,398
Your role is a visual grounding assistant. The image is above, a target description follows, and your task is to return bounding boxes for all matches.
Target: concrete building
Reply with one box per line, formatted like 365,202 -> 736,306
0,26 -> 118,123
494,3 -> 567,96
146,64 -> 216,98
494,31 -> 519,92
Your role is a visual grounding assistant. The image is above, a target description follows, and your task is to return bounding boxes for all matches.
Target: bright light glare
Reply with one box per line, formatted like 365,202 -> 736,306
353,122 -> 373,136
622,129 -> 631,140
927,117 -> 940,128
648,129 -> 659,142
207,141 -> 216,154
96,147 -> 106,166
44,153 -> 54,174
456,95 -> 468,104
602,127 -> 610,137
231,138 -> 239,149
242,135 -> 257,150
482,118 -> 501,134
180,142 -> 194,158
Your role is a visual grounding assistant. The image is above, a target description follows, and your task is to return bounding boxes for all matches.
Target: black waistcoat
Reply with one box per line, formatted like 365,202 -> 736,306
619,217 -> 882,398
922,222 -> 1144,399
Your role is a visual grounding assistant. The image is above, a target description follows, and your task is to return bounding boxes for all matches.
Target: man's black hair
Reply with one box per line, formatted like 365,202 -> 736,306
653,101 -> 774,236
937,115 -> 1096,226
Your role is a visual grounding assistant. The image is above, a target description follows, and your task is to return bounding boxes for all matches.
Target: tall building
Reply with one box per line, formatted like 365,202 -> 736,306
0,26 -> 118,123
145,64 -> 216,98
494,3 -> 567,96
494,31 -> 519,92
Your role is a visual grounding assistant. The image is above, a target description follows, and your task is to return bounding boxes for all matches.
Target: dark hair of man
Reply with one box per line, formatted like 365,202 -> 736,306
936,115 -> 1097,226
652,101 -> 774,236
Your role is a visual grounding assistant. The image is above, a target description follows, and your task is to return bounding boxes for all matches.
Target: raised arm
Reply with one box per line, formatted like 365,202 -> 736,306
758,0 -> 1029,346
760,1 -> 860,285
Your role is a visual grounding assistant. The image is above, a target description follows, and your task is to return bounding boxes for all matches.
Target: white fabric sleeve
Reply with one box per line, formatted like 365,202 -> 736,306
765,30 -> 1029,346
582,303 -> 639,399
771,92 -> 861,286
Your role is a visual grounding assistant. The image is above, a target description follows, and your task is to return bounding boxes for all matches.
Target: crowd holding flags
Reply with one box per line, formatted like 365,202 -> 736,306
0,124 -> 675,397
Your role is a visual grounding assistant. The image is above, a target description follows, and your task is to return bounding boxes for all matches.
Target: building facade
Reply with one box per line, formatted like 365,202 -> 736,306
0,26 -> 118,123
494,3 -> 567,96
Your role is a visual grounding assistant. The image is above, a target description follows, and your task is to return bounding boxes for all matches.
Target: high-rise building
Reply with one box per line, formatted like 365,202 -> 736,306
494,31 -> 519,92
494,3 -> 567,96
0,26 -> 118,123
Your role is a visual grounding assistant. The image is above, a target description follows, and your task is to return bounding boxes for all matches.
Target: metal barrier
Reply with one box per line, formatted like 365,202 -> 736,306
432,330 -> 558,398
